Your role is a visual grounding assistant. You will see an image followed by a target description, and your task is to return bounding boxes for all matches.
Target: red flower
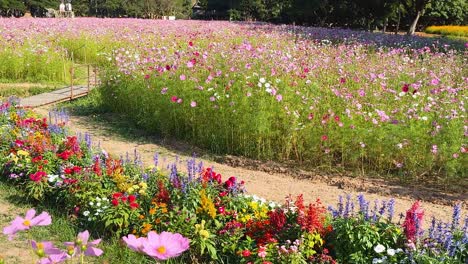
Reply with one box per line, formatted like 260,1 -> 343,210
188,41 -> 194,47
72,166 -> 82,174
111,199 -> 119,206
241,250 -> 251,257
321,135 -> 328,141
128,195 -> 136,203
403,201 -> 424,242
93,160 -> 102,176
121,196 -> 128,203
112,193 -> 123,199
171,96 -> 178,102
268,209 -> 287,230
64,167 -> 73,175
63,178 -> 77,185
129,202 -> 139,209
31,156 -> 43,163
402,84 -> 409,93
29,171 -> 46,182
57,150 -> 72,160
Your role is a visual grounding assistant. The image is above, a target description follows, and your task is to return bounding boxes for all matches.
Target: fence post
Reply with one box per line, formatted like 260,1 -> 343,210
87,64 -> 90,93
94,66 -> 97,87
70,64 -> 74,100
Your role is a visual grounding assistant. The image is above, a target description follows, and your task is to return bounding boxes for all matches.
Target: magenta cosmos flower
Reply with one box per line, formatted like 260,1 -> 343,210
141,231 -> 190,260
64,230 -> 103,257
2,209 -> 51,240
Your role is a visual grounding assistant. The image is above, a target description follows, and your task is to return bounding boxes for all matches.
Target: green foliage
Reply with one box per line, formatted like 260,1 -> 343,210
328,215 -> 405,263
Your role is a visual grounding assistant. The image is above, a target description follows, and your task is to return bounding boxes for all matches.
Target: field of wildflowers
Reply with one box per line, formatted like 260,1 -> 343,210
0,18 -> 466,183
0,99 -> 467,263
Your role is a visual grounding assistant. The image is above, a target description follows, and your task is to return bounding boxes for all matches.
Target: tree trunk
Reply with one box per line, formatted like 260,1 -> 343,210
407,10 -> 421,35
382,17 -> 388,33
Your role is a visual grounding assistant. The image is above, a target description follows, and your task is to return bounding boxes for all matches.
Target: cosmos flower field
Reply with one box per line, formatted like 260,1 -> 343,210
0,18 -> 466,183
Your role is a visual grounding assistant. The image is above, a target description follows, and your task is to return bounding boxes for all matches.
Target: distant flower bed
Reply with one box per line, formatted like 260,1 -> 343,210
425,25 -> 468,37
0,99 -> 467,263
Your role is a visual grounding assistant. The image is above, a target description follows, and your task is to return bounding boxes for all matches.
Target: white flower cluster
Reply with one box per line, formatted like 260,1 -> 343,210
373,244 -> 403,263
82,197 -> 110,222
243,194 -> 278,208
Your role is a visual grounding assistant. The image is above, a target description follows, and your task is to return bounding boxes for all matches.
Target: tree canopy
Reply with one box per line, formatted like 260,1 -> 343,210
0,0 -> 466,34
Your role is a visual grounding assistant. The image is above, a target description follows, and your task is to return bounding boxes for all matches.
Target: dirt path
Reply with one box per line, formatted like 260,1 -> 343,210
34,106 -> 466,226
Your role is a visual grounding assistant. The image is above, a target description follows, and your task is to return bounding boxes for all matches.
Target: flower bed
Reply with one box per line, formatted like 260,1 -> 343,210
0,99 -> 467,263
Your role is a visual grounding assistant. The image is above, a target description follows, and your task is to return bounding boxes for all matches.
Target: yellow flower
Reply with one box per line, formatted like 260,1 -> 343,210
199,230 -> 210,239
17,150 -> 29,156
197,189 -> 216,219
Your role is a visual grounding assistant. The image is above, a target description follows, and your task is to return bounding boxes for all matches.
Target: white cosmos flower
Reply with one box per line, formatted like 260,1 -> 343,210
265,83 -> 271,88
387,248 -> 396,256
83,211 -> 90,217
259,77 -> 266,83
374,244 -> 385,254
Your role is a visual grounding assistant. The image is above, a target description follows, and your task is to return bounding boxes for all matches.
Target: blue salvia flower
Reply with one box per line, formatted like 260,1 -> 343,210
387,198 -> 395,222
142,173 -> 148,181
379,200 -> 387,217
435,221 -> 444,244
187,158 -> 195,183
429,217 -> 436,240
451,203 -> 461,230
350,200 -> 355,216
344,194 -> 351,217
372,200 -> 379,222
357,194 -> 369,220
170,163 -> 180,188
84,132 -> 92,149
443,232 -> 453,252
328,205 -> 340,218
197,161 -> 203,174
337,195 -> 343,217
153,152 -> 159,167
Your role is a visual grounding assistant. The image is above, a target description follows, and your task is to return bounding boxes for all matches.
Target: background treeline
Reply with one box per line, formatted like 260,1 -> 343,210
0,0 -> 466,34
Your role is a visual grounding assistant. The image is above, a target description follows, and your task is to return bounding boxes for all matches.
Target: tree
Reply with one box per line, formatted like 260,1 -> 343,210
425,0 -> 468,26
402,0 -> 432,35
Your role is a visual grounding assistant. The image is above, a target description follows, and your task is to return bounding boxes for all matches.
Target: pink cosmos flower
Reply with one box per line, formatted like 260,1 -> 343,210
122,234 -> 145,253
171,96 -> 178,102
180,74 -> 186,81
32,240 -> 63,256
190,101 -> 197,107
276,94 -> 283,102
39,252 -> 68,264
3,209 -> 51,240
64,230 -> 103,257
141,231 -> 190,260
